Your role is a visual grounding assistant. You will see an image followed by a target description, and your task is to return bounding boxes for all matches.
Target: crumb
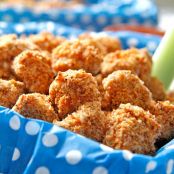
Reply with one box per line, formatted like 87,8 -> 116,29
29,32 -> 65,52
0,79 -> 25,108
103,103 -> 160,154
79,33 -> 121,55
52,39 -> 103,75
101,48 -> 152,81
13,50 -> 54,94
102,70 -> 152,110
54,102 -> 105,141
145,77 -> 166,101
49,69 -> 101,118
149,101 -> 174,139
13,93 -> 58,122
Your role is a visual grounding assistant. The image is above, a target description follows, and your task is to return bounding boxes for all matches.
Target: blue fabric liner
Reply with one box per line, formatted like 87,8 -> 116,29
0,0 -> 158,31
0,106 -> 174,174
0,22 -> 161,54
0,22 -> 173,174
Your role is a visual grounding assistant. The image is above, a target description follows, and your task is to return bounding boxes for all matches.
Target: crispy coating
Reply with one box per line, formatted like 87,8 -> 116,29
54,102 -> 105,141
101,48 -> 152,81
0,79 -> 25,108
0,34 -> 39,80
102,70 -> 152,110
49,70 -> 101,118
29,32 -> 65,52
13,93 -> 58,122
52,39 -> 103,75
79,33 -> 121,55
0,34 -> 38,63
149,101 -> 174,139
13,50 -> 54,94
145,77 -> 166,101
103,103 -> 160,154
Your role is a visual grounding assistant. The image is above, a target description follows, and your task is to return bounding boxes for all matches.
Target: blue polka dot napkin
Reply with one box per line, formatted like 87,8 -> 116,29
0,105 -> 174,174
0,0 -> 158,31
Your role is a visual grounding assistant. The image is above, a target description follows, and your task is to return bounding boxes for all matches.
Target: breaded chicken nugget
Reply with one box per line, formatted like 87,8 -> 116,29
101,48 -> 152,82
0,34 -> 39,80
145,77 -> 166,101
49,70 -> 101,118
0,79 -> 25,108
102,70 -> 152,110
13,50 -> 54,94
79,33 -> 121,55
29,32 -> 65,53
13,93 -> 58,122
0,34 -> 38,63
149,101 -> 174,139
103,103 -> 160,154
52,39 -> 103,75
54,102 -> 105,141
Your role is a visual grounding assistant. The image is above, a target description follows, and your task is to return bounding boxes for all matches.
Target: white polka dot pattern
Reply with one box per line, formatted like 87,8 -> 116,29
12,148 -> 20,161
145,161 -> 157,173
127,38 -> 138,47
65,150 -> 82,165
9,115 -> 20,131
35,167 -> 50,174
122,150 -> 134,161
93,167 -> 108,174
25,121 -> 40,136
42,133 -> 58,147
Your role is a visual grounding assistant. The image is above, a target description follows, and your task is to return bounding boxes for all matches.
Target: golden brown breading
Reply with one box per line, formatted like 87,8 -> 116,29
79,33 -> 121,55
0,34 -> 39,80
52,39 -> 103,75
0,34 -> 38,63
29,32 -> 66,53
0,79 -> 25,108
13,93 -> 58,122
103,103 -> 160,154
101,48 -> 152,81
149,101 -> 174,139
102,70 -> 152,110
54,102 -> 105,141
13,50 -> 54,94
49,70 -> 101,119
145,77 -> 166,101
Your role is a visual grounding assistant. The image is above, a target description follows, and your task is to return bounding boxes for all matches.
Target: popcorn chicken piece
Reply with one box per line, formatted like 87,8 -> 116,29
101,48 -> 152,81
49,70 -> 101,118
52,39 -> 103,75
13,93 -> 58,122
29,32 -> 65,52
13,50 -> 54,94
0,34 -> 38,63
103,103 -> 160,154
0,79 -> 25,108
54,102 -> 105,141
102,70 -> 152,110
145,77 -> 166,101
149,101 -> 174,139
79,33 -> 121,55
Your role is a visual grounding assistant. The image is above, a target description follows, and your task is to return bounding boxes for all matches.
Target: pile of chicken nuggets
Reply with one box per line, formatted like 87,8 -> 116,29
1,32 -> 174,155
